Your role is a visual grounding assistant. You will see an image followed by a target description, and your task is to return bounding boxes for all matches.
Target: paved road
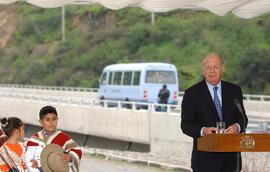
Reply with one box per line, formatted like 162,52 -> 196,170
80,155 -> 169,172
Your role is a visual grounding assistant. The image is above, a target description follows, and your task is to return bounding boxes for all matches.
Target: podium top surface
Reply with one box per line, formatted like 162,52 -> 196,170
197,133 -> 270,152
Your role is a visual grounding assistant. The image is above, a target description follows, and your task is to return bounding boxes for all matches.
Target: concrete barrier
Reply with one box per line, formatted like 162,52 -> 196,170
0,95 -> 193,155
0,97 -> 150,144
150,113 -> 192,153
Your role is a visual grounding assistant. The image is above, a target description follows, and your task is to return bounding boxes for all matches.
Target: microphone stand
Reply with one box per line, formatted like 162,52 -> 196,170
234,99 -> 246,172
234,99 -> 246,134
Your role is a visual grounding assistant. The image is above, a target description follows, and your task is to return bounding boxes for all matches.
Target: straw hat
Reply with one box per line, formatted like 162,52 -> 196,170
40,144 -> 69,172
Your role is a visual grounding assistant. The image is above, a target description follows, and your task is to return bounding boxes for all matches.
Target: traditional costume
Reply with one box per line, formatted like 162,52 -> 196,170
0,142 -> 25,172
25,130 -> 82,172
0,129 -> 7,147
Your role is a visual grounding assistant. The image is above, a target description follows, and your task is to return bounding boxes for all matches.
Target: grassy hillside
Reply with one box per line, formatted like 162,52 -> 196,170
0,3 -> 270,94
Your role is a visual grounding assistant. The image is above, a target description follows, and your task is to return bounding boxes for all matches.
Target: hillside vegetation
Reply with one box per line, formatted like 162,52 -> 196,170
0,3 -> 270,94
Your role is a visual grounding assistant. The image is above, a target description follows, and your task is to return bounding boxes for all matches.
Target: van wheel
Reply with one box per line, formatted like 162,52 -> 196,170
124,98 -> 132,109
100,96 -> 105,107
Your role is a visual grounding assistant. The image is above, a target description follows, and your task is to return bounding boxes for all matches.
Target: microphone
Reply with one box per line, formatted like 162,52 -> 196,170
234,99 -> 246,133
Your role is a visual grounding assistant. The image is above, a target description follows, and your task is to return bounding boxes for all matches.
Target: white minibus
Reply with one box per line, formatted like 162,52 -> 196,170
98,63 -> 179,105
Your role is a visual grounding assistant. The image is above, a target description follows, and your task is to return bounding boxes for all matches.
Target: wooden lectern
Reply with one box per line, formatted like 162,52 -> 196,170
198,133 -> 270,152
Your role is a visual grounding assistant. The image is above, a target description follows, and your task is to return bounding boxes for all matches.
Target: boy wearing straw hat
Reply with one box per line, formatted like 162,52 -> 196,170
25,106 -> 82,172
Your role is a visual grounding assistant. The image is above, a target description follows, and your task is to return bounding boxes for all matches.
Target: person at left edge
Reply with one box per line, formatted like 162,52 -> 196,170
0,117 -> 25,172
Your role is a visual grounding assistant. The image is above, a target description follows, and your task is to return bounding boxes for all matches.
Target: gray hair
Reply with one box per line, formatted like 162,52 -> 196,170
202,54 -> 224,68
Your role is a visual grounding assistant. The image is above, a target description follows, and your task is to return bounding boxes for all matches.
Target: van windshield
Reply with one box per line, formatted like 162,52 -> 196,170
100,72 -> 107,85
145,70 -> 176,84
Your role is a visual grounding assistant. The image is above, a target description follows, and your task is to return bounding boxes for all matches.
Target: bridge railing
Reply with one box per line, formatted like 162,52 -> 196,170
0,83 -> 98,92
1,83 -> 270,101
0,92 -> 180,114
247,121 -> 270,133
243,94 -> 270,101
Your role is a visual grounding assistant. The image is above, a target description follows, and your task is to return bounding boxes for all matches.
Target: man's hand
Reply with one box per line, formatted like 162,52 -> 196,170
30,159 -> 38,168
203,127 -> 217,135
225,124 -> 239,134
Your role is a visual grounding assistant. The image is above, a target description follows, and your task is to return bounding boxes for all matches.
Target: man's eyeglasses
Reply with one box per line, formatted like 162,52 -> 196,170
204,65 -> 221,71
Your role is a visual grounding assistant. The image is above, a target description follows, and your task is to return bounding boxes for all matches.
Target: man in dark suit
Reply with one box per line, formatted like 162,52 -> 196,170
181,53 -> 248,172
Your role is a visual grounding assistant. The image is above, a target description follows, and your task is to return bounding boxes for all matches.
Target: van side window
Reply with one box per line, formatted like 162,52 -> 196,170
100,72 -> 107,85
113,71 -> 122,85
108,72 -> 113,85
123,71 -> 132,85
145,71 -> 155,83
133,71 -> 140,86
145,70 -> 176,84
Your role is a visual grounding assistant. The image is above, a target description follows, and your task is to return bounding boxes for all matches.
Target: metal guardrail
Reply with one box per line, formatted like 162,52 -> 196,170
0,83 -> 98,92
0,83 -> 270,101
246,121 -> 270,133
0,92 -> 180,114
244,94 -> 270,101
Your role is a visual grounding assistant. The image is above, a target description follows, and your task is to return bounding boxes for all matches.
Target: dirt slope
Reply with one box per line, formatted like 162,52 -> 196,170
0,5 -> 16,48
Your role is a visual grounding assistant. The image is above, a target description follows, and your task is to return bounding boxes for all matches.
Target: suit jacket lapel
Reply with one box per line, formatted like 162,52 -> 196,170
200,80 -> 220,121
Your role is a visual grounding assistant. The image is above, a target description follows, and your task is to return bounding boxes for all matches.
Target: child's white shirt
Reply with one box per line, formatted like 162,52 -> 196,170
25,146 -> 43,172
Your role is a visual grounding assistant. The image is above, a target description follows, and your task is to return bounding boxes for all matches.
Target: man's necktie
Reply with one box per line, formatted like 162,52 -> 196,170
213,86 -> 222,121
